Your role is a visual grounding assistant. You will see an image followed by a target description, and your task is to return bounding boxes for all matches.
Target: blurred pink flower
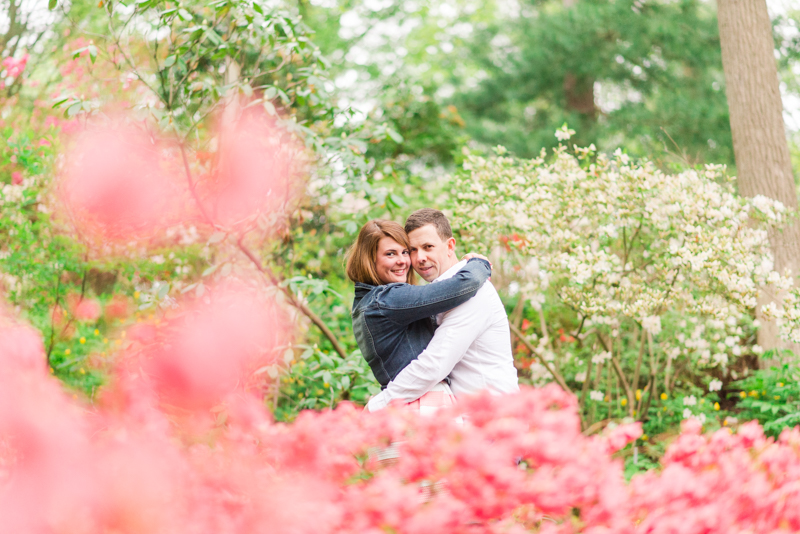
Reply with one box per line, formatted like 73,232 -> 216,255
67,294 -> 102,322
11,172 -> 22,185
2,53 -> 29,78
58,122 -> 184,242
139,284 -> 287,410
203,111 -> 296,226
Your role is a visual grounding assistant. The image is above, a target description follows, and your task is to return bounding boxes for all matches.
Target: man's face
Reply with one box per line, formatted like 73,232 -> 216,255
408,224 -> 456,282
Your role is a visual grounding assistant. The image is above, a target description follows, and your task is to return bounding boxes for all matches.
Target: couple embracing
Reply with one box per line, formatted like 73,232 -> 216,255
346,208 -> 519,413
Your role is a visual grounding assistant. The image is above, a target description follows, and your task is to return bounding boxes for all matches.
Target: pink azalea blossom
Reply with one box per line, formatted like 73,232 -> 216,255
2,53 -> 29,78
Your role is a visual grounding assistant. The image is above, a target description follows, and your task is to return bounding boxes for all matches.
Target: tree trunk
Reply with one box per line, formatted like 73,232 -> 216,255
717,0 -> 800,362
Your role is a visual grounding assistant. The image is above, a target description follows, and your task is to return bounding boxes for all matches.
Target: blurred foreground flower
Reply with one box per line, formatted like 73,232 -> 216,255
200,110 -> 296,227
58,123 -> 185,243
3,296 -> 800,534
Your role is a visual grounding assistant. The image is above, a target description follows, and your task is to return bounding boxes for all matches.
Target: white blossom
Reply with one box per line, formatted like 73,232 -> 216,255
555,124 -> 576,141
709,379 -> 722,392
589,390 -> 604,402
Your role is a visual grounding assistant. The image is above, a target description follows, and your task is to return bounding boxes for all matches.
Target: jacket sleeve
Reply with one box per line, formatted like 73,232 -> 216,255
375,258 -> 491,326
367,290 -> 490,410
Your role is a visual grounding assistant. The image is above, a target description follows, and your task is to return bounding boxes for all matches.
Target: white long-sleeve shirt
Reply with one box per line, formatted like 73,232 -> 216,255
367,260 -> 519,411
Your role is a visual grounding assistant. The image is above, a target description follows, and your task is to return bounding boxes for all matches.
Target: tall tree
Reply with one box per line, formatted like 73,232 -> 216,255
717,0 -> 800,355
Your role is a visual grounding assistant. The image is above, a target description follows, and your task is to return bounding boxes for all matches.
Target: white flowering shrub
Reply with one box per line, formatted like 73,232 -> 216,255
454,134 -> 795,424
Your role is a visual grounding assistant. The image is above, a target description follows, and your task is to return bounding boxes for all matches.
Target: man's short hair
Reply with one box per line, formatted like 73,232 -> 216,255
405,208 -> 453,241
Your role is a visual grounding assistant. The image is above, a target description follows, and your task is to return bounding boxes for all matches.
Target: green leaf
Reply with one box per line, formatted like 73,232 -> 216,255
163,55 -> 176,67
388,193 -> 407,209
207,232 -> 226,244
157,283 -> 170,300
48,0 -> 57,10
339,220 -> 358,235
178,8 -> 192,21
341,375 -> 350,390
386,127 -> 404,143
66,103 -> 83,117
87,45 -> 97,64
201,264 -> 219,277
180,282 -> 198,294
51,97 -> 70,108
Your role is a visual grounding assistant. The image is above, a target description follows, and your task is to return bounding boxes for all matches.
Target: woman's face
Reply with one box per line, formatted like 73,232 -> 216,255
375,236 -> 411,284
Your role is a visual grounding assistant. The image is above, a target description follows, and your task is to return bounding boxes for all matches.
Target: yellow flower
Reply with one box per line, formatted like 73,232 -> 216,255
103,338 -> 109,343
94,329 -> 99,335
134,291 -> 140,299
115,339 -> 122,345
739,391 -> 747,398
65,349 -> 71,355
778,382 -> 784,387
641,434 -> 649,441
323,382 -> 330,388
604,395 -> 609,402
49,367 -> 54,374
714,402 -> 720,411
749,390 -> 758,397
316,389 -> 324,396
774,395 -> 781,401
635,389 -> 642,401
79,337 -> 86,344
620,398 -> 627,406
660,392 -> 668,401
79,368 -> 85,375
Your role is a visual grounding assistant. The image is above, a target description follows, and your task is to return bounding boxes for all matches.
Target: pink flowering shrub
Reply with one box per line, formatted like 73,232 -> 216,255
2,54 -> 28,79
2,300 -> 800,533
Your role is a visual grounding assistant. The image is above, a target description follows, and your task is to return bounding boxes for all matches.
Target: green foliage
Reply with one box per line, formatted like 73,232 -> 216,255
730,362 -> 800,437
274,345 -> 379,421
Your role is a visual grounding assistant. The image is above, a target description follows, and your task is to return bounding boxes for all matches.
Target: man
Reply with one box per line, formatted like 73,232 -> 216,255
366,208 -> 519,411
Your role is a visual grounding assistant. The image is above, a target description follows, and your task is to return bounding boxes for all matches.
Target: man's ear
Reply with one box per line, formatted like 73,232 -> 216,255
447,237 -> 456,256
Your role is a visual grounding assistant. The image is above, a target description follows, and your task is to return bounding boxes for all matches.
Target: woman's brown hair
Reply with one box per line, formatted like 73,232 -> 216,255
345,220 -> 416,285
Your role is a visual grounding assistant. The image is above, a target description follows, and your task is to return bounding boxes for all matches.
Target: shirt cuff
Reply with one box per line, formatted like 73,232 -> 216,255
367,391 -> 391,412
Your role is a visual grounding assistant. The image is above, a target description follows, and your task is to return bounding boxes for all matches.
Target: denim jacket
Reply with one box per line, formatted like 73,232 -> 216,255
351,258 -> 491,387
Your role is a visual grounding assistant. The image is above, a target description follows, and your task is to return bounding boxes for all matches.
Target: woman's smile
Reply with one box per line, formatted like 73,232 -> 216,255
376,237 -> 411,284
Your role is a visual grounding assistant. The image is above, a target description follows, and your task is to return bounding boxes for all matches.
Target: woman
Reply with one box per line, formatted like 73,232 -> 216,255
346,219 -> 491,411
